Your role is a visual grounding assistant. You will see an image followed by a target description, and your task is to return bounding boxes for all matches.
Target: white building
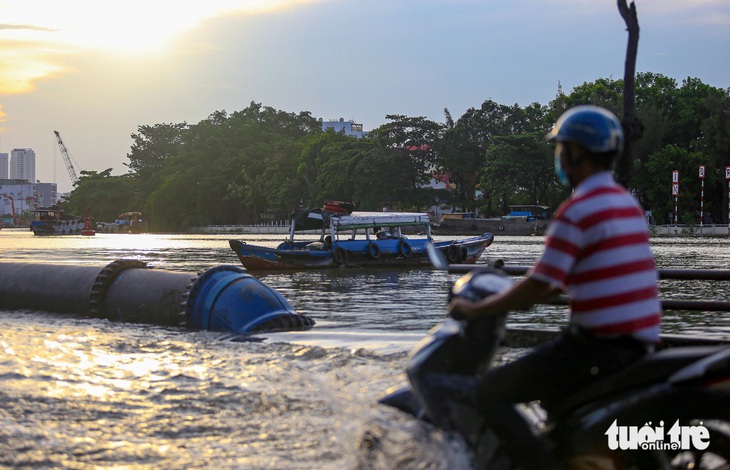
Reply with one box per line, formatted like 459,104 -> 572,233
0,180 -> 35,218
34,182 -> 58,207
10,148 -> 36,183
321,118 -> 368,138
0,153 -> 8,179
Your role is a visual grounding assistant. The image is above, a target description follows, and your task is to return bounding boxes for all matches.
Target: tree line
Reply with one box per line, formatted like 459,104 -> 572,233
66,73 -> 730,232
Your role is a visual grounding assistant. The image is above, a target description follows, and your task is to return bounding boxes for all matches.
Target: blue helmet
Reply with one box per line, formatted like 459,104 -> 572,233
546,105 -> 624,154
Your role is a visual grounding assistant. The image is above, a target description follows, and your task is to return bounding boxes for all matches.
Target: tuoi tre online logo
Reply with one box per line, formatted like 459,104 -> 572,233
605,419 -> 710,451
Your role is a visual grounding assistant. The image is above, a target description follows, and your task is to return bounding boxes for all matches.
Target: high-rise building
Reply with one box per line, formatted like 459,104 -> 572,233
10,148 -> 36,183
34,182 -> 58,207
0,153 -> 8,179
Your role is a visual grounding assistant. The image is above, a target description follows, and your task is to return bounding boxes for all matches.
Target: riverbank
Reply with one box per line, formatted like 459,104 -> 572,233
651,224 -> 729,236
189,224 -> 316,234
189,223 -> 730,237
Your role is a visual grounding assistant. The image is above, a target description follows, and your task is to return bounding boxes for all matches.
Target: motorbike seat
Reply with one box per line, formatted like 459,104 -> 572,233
545,345 -> 727,420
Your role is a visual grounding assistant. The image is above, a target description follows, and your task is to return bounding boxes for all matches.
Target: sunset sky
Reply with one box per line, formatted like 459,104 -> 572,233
1,0 -> 728,193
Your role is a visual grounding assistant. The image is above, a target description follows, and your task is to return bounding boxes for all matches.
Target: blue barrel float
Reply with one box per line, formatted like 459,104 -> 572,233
0,260 -> 314,333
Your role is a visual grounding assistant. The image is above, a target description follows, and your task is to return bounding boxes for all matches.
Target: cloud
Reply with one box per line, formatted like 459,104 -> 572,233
0,23 -> 56,32
638,0 -> 730,26
0,40 -> 73,94
0,0 -> 324,94
0,103 -> 6,136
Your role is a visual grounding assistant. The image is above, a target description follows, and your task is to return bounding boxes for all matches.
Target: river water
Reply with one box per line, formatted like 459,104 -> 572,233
1,230 -> 728,469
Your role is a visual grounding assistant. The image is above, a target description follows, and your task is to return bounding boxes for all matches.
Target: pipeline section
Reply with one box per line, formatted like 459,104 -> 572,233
444,263 -> 730,312
0,260 -> 314,333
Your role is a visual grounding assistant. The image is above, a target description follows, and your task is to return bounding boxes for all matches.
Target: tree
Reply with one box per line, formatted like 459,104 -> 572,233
639,146 -> 708,225
617,0 -> 641,188
220,103 -> 320,223
560,78 -> 624,116
629,77 -> 729,218
65,169 -> 140,223
58,78 -> 727,231
444,100 -> 552,215
700,87 -> 730,168
365,115 -> 443,210
125,123 -> 188,200
481,133 -> 560,215
297,130 -> 364,206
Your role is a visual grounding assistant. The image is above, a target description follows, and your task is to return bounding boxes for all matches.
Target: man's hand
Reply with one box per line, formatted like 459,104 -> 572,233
447,276 -> 558,321
447,297 -> 481,321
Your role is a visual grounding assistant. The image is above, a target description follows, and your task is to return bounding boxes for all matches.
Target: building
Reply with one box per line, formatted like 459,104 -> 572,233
0,153 -> 8,179
10,148 -> 36,183
34,182 -> 58,207
0,180 -> 58,218
320,118 -> 368,138
0,179 -> 35,219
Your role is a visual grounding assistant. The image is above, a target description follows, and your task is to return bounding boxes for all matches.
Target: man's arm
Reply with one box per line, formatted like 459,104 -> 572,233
448,276 -> 561,321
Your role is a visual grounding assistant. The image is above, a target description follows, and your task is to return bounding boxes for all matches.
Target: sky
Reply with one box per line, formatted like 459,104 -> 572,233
0,0 -> 728,194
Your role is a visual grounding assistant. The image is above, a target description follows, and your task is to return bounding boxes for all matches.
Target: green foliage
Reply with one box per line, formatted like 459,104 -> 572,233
143,103 -> 320,230
638,146 -> 709,224
65,77 -> 729,231
65,169 -> 141,223
297,130 -> 365,206
362,115 -> 443,210
559,77 -> 623,116
126,122 -> 188,201
482,132 -> 564,215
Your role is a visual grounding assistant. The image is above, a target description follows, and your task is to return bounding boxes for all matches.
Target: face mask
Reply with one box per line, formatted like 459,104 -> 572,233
554,146 -> 570,187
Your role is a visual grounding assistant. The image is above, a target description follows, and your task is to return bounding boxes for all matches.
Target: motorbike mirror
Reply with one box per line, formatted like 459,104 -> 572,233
426,242 -> 449,269
450,270 -> 514,302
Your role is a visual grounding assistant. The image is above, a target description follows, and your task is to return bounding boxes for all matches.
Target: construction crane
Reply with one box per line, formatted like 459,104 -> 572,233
53,130 -> 79,185
1,194 -> 17,226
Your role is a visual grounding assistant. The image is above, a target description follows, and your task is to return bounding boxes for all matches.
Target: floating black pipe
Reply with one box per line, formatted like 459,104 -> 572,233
0,260 -> 314,333
447,263 -> 730,281
442,263 -> 730,312
538,295 -> 730,312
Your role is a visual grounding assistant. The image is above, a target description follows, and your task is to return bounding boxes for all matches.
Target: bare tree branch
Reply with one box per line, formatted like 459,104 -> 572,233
616,0 -> 644,188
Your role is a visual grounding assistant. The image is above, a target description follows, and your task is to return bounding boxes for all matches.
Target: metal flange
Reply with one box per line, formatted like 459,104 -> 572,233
88,259 -> 148,318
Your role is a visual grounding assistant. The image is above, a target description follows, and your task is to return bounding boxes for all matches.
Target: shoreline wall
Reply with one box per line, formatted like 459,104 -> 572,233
189,223 -> 730,237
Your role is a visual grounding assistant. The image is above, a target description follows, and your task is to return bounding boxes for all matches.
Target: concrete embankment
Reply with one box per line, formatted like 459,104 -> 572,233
191,222 -> 537,236
190,225 -> 317,235
651,224 -> 729,236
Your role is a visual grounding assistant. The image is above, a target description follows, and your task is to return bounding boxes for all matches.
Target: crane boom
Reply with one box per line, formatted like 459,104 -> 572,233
1,194 -> 17,225
53,130 -> 78,184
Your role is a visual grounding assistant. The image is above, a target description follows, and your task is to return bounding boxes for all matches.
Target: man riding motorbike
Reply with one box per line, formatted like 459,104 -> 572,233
447,105 -> 662,469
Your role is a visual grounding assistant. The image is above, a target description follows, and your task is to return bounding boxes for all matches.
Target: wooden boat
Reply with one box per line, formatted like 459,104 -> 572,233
434,205 -> 551,236
30,207 -> 85,236
229,205 -> 494,270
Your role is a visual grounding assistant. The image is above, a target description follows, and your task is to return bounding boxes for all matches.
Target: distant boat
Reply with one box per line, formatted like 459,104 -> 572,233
30,207 -> 85,236
117,212 -> 145,233
229,203 -> 494,270
434,205 -> 551,236
96,212 -> 146,234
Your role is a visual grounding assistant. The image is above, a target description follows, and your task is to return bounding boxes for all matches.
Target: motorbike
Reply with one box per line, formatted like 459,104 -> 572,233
379,268 -> 730,469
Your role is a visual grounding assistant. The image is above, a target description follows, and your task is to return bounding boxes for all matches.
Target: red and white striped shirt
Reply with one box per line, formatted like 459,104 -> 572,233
530,172 -> 661,343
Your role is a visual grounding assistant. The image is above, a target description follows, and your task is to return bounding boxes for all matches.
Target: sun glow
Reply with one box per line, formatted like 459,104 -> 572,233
0,0 -> 321,94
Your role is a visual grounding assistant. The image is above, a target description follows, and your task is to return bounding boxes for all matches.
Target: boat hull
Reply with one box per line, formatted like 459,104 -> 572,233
434,217 -> 548,236
229,234 -> 494,270
30,219 -> 85,236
